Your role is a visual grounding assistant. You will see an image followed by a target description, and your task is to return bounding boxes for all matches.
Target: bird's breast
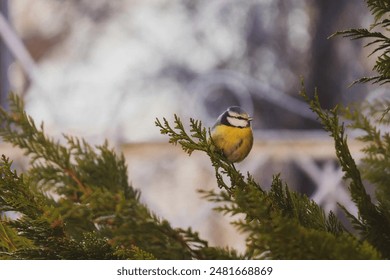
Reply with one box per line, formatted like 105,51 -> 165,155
211,125 -> 253,162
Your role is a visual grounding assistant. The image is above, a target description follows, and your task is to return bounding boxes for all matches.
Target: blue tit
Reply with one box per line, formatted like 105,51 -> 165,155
210,106 -> 253,163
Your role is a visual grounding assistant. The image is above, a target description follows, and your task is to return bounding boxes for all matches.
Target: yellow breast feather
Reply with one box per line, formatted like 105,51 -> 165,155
211,125 -> 253,163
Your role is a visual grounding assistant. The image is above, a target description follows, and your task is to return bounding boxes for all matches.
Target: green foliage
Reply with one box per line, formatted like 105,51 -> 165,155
367,0 -> 390,22
155,3 -> 390,255
325,0 -> 390,256
301,86 -> 390,259
331,0 -> 390,84
156,110 -> 382,259
0,0 -> 389,260
343,100 -> 390,213
155,116 -> 246,192
1,89 -> 385,259
0,94 -> 240,260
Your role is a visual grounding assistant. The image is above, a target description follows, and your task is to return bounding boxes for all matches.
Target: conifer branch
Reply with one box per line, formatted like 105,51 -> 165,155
156,112 -> 382,259
63,168 -> 90,196
330,0 -> 390,85
367,0 -> 390,22
1,0 -> 388,260
342,100 -> 390,224
155,115 -> 246,191
0,94 -> 91,197
301,84 -> 390,258
0,221 -> 17,251
0,93 -> 226,260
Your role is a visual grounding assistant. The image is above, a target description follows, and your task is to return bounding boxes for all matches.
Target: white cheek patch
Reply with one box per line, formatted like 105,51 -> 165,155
227,116 -> 248,127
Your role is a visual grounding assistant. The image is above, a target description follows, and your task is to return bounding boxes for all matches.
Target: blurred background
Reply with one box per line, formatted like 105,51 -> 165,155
0,0 -> 376,251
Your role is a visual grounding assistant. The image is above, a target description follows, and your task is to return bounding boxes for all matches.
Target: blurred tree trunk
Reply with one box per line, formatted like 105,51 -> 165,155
306,0 -> 355,109
0,0 -> 11,110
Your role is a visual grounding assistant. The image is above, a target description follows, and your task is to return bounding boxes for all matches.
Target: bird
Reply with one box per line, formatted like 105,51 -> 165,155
210,106 -> 253,163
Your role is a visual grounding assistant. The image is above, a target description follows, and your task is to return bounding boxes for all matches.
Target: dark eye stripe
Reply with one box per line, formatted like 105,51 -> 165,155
231,115 -> 248,121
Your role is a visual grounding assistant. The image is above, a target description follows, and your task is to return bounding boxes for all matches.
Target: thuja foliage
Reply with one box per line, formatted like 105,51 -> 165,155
155,87 -> 390,259
154,0 -> 390,259
155,105 -> 382,259
0,94 -> 242,260
0,0 -> 389,260
1,87 -> 386,259
331,0 -> 390,85
331,0 -> 390,246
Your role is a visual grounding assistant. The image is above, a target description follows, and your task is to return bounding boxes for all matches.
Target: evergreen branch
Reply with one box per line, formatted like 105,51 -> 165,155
330,1 -> 390,85
0,94 -> 90,196
240,214 -> 380,260
155,115 -> 246,191
367,0 -> 390,22
155,115 -> 208,155
0,155 -> 45,218
373,53 -> 390,80
331,29 -> 390,85
352,75 -> 390,85
0,156 -> 109,260
326,211 -> 344,236
0,93 -> 220,260
331,29 -> 387,42
172,227 -> 243,259
301,84 -> 390,258
0,137 -> 210,259
63,168 -> 89,195
202,176 -> 378,260
157,112 -> 372,259
0,221 -> 17,252
342,100 -> 390,217
126,245 -> 156,260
